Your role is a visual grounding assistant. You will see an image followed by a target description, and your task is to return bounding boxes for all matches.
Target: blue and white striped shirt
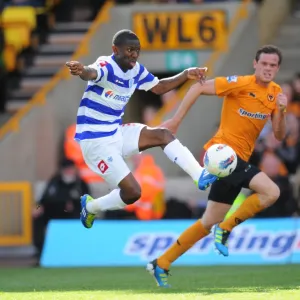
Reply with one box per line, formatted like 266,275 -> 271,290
75,55 -> 159,142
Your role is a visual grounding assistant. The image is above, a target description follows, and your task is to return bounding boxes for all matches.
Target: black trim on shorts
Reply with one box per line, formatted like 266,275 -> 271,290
208,156 -> 261,205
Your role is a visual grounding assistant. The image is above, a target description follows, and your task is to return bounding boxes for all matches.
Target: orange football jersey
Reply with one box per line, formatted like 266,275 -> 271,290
204,75 -> 282,161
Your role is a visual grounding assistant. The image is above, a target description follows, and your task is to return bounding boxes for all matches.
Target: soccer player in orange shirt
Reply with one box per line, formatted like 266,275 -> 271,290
146,45 -> 288,287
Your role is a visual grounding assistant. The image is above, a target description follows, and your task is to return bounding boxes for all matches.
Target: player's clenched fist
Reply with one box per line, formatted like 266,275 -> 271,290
186,67 -> 208,84
66,61 -> 84,76
276,93 -> 287,113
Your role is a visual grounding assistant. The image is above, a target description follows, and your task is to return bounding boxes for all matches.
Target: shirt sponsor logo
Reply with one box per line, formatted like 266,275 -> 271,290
239,108 -> 270,120
227,75 -> 237,83
105,90 -> 131,102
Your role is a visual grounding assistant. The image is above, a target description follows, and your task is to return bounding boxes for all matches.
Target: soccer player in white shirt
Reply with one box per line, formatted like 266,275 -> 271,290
65,29 -> 217,229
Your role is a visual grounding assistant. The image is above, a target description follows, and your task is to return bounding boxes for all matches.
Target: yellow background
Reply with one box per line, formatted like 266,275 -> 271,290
133,10 -> 228,50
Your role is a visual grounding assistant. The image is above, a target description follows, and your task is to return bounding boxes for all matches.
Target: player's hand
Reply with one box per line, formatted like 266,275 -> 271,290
66,61 -> 84,76
159,119 -> 179,134
186,67 -> 208,84
276,93 -> 287,113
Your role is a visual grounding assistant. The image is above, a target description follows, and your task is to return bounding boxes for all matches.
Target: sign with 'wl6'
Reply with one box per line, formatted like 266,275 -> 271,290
133,10 -> 227,51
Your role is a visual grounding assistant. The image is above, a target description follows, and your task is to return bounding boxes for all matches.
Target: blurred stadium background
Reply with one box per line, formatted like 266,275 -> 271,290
0,0 -> 300,298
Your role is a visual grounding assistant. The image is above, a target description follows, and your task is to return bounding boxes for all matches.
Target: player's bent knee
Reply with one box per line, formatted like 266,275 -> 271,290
121,185 -> 141,204
266,183 -> 280,206
250,172 -> 281,207
155,128 -> 175,145
260,183 -> 280,208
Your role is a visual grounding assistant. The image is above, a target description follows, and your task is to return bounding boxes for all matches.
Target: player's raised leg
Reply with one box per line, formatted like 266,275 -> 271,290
147,200 -> 230,287
80,124 -> 217,230
79,136 -> 145,228
137,127 -> 218,190
214,172 -> 280,256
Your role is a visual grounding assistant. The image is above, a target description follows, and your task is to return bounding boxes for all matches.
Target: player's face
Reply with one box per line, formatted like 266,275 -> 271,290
253,53 -> 280,84
114,39 -> 141,70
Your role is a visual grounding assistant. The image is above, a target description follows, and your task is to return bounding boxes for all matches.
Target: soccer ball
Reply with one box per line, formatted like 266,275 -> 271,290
203,144 -> 237,177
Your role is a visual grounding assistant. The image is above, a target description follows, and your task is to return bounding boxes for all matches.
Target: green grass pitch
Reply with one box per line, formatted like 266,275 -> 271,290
0,265 -> 299,300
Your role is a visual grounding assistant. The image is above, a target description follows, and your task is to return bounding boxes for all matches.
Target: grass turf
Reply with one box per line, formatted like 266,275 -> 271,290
0,265 -> 299,300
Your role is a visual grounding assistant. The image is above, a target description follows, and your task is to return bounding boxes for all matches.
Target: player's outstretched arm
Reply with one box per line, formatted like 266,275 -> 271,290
65,61 -> 98,81
271,93 -> 287,141
160,79 -> 216,133
151,67 -> 207,95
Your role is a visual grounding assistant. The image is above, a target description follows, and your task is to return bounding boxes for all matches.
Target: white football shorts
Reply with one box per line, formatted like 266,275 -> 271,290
79,123 -> 146,188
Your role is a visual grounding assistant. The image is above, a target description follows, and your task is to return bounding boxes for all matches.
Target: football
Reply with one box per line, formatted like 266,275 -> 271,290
203,144 -> 238,177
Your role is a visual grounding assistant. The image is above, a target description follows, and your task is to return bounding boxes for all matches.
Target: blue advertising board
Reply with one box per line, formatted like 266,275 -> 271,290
41,219 -> 300,267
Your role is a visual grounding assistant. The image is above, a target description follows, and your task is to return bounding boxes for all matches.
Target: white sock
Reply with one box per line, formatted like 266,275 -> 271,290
164,139 -> 203,182
86,189 -> 126,213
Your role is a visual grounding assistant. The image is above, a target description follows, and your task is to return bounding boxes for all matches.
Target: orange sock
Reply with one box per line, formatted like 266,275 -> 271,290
220,193 -> 263,232
157,220 -> 209,270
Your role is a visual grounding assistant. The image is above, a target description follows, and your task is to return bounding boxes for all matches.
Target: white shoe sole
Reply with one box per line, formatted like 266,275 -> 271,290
146,263 -> 161,287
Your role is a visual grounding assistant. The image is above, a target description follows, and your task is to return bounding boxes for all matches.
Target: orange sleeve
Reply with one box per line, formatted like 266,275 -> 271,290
215,76 -> 248,97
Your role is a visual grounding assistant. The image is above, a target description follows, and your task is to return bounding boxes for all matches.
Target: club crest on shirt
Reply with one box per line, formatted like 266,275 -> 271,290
99,60 -> 108,67
267,94 -> 274,102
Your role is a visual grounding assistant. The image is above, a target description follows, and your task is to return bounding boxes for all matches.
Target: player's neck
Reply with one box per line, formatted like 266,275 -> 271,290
113,56 -> 128,73
254,75 -> 270,88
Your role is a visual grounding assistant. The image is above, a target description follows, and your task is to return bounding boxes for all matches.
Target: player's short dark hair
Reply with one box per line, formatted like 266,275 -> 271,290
112,29 -> 139,46
255,45 -> 282,65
